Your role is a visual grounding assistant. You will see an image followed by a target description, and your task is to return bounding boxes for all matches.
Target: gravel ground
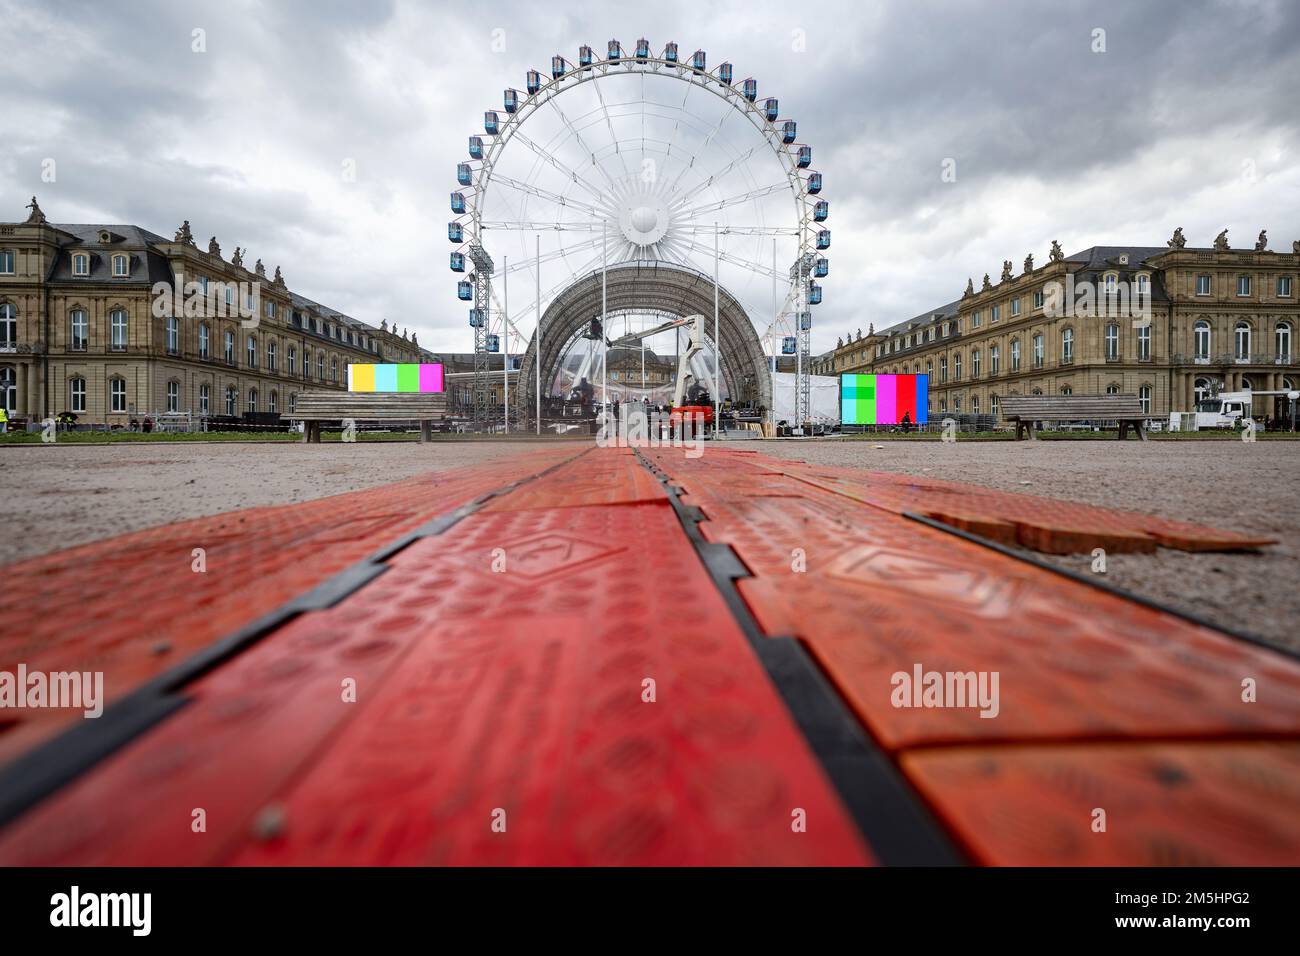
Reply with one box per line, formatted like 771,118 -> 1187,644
3,436 -> 1295,653
0,441 -> 559,565
760,439 -> 1300,653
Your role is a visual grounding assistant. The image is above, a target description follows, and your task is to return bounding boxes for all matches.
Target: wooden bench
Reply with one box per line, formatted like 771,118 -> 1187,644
291,392 -> 449,443
1001,394 -> 1149,441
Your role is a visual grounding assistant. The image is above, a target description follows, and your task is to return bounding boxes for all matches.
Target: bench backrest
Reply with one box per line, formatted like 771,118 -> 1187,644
1001,394 -> 1145,421
291,391 -> 449,420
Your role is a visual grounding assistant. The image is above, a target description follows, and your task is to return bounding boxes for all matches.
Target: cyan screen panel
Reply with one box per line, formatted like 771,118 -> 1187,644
347,363 -> 444,393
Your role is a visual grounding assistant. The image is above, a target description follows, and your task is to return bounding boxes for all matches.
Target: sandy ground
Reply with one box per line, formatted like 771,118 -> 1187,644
3,437 -> 1295,652
0,441 -> 555,564
761,439 -> 1299,652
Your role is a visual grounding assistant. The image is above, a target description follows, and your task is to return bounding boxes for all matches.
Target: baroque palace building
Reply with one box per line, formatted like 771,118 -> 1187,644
817,229 -> 1300,423
0,198 -> 433,426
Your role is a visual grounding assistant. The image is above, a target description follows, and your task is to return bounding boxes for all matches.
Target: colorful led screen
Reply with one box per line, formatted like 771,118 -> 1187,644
347,363 -> 445,393
840,373 -> 928,425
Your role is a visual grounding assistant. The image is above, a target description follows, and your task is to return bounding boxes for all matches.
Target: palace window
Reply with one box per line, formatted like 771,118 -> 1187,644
1277,322 -> 1292,361
991,394 -> 999,416
954,352 -> 962,380
1236,275 -> 1251,296
224,330 -> 235,364
70,309 -> 88,351
1060,385 -> 1072,396
1136,274 -> 1150,298
167,380 -> 180,413
939,356 -> 947,383
247,388 -> 258,414
269,390 -> 278,413
1138,324 -> 1151,360
1105,323 -> 1119,360
318,354 -> 325,379
1106,384 -> 1120,395
1104,273 -> 1118,295
1011,298 -> 1021,317
70,376 -> 86,413
990,305 -> 1000,323
199,323 -> 209,359
1196,275 -> 1211,296
288,346 -> 296,375
972,311 -> 981,328
1032,333 -> 1043,368
289,392 -> 297,413
1280,277 -> 1293,298
1235,321 -> 1251,360
1194,320 -> 1211,359
199,383 -> 210,415
1010,338 -> 1021,371
0,250 -> 14,274
990,345 -> 1000,374
1061,328 -> 1074,363
110,377 -> 127,412
267,340 -> 277,372
1139,385 -> 1151,414
1033,291 -> 1044,309
971,348 -> 981,377
226,385 -> 237,416
73,253 -> 89,277
166,316 -> 179,354
112,254 -> 129,277
110,308 -> 128,350
247,334 -> 257,368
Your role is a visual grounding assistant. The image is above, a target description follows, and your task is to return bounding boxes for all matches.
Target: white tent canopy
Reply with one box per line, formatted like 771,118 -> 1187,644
770,372 -> 840,426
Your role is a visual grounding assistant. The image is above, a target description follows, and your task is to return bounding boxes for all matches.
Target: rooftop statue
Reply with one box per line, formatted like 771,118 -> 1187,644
1167,227 -> 1186,249
1214,229 -> 1230,251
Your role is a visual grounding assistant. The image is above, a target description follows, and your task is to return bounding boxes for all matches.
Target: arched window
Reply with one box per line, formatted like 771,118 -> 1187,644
247,388 -> 258,413
1106,383 -> 1120,395
990,394 -> 1000,417
199,383 -> 210,415
1060,385 -> 1073,396
109,308 -> 128,350
198,323 -> 210,359
971,394 -> 980,413
1139,384 -> 1151,414
72,253 -> 89,276
1194,377 -> 1213,405
112,254 -> 129,277
225,385 -> 237,416
1241,375 -> 1253,391
1194,320 -> 1211,360
69,376 -> 86,413
70,309 -> 88,351
1235,321 -> 1251,361
1105,323 -> 1119,360
1276,322 -> 1292,361
1031,387 -> 1042,395
166,380 -> 180,412
109,376 -> 127,412
1061,327 -> 1074,363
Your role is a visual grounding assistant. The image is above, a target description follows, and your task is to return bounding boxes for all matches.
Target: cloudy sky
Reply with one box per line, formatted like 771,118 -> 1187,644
2,0 -> 1297,355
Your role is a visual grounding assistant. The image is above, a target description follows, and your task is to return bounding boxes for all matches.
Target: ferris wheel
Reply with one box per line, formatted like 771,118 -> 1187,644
449,39 -> 829,427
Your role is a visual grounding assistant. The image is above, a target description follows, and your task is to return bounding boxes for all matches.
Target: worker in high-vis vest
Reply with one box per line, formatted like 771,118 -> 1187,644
0,405 -> 8,433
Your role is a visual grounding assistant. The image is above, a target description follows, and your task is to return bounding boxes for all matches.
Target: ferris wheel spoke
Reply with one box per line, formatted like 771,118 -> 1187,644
667,145 -> 761,207
668,234 -> 785,280
682,225 -> 798,236
679,181 -> 790,217
496,235 -> 606,275
510,129 -> 614,205
480,220 -> 607,231
544,92 -> 624,193
589,72 -> 633,180
491,175 -> 607,218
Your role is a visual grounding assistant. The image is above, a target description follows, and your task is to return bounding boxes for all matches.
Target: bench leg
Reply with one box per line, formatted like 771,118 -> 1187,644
1118,421 -> 1129,440
1028,420 -> 1038,441
1136,421 -> 1148,442
301,422 -> 310,444
420,420 -> 432,443
1014,419 -> 1024,440
309,422 -> 321,444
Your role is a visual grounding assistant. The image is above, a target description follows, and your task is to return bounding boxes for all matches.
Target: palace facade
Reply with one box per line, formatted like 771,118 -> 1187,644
0,198 -> 433,426
818,231 -> 1299,423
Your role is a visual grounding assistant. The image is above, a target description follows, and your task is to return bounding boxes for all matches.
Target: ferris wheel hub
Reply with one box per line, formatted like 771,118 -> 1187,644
617,196 -> 670,248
